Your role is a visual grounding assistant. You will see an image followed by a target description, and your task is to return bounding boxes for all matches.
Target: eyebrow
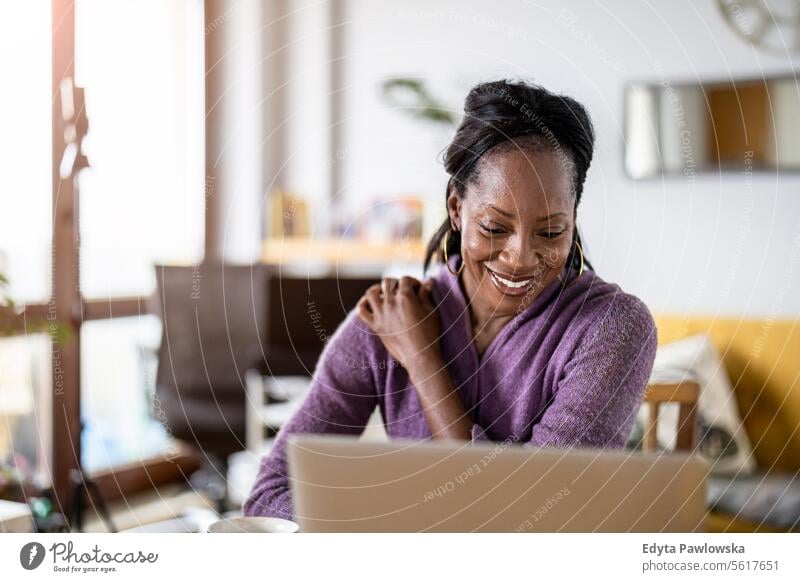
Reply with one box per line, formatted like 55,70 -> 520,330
482,204 -> 515,218
481,204 -> 568,222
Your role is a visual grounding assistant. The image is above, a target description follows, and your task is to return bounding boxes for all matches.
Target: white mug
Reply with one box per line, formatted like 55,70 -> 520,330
207,516 -> 299,533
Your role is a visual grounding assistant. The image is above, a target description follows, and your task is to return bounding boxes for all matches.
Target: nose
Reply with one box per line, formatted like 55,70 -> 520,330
498,234 -> 543,275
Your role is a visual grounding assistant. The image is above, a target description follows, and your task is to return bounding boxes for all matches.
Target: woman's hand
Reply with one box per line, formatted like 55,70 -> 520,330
356,276 -> 442,371
358,276 -> 472,440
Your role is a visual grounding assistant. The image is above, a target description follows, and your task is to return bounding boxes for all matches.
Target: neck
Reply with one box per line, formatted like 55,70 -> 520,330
457,267 -> 514,333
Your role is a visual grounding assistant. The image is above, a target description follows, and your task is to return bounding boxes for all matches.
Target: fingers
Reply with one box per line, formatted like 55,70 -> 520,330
369,276 -> 433,309
356,296 -> 374,325
395,276 -> 434,307
365,283 -> 382,308
358,285 -> 382,328
419,279 -> 434,305
398,276 -> 419,295
381,277 -> 399,297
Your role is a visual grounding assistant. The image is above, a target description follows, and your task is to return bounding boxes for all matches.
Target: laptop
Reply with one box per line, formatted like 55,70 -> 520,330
287,435 -> 709,532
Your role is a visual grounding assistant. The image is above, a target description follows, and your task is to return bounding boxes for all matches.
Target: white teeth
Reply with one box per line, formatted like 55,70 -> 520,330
490,271 -> 532,289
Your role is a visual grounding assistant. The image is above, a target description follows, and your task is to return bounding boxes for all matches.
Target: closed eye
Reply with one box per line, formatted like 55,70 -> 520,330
479,223 -> 507,235
539,231 -> 565,239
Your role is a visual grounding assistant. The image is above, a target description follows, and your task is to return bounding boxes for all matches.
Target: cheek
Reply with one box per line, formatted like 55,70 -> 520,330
544,239 -> 573,267
460,228 -> 493,259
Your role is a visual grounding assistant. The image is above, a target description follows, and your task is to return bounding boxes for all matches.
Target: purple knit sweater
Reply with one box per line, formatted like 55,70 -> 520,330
243,260 -> 658,520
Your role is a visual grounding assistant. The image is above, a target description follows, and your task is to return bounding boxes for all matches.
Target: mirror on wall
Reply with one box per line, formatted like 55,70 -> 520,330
624,76 -> 800,178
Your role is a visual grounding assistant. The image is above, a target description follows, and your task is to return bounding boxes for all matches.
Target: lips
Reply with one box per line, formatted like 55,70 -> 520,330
484,265 -> 542,296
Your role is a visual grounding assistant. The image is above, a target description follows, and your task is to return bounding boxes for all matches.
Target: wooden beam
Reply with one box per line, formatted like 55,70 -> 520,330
51,0 -> 82,518
204,0 -> 226,263
644,382 -> 700,404
642,382 -> 701,452
0,303 -> 50,334
82,296 -> 153,321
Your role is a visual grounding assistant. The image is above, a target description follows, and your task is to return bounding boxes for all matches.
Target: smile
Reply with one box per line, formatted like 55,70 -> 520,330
485,266 -> 541,296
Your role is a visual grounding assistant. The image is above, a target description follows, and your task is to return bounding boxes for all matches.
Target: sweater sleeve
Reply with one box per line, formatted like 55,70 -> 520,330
242,310 -> 379,520
526,294 -> 657,449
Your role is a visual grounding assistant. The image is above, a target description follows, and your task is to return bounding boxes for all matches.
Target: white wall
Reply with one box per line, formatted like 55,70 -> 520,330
329,0 -> 800,318
205,0 -> 263,263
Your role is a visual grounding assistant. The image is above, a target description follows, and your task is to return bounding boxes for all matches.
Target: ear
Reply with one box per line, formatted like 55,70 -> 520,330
446,188 -> 463,232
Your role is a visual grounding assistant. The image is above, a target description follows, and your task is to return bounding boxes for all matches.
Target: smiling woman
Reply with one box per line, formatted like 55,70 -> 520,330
244,79 -> 658,522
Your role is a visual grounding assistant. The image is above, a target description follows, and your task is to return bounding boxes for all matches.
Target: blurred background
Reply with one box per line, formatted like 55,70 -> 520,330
1,0 -> 799,533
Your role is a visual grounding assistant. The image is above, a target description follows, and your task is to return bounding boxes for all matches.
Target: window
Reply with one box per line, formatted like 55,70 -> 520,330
72,0 -> 205,474
80,316 -> 167,472
0,0 -> 53,494
75,0 -> 204,299
0,1 -> 52,303
0,334 -> 52,489
3,0 -> 210,515
0,0 -> 205,510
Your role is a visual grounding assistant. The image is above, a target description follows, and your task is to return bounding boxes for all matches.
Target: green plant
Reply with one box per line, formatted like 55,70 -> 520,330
0,269 -> 69,342
0,270 -> 14,311
0,453 -> 37,503
0,269 -> 17,336
380,78 -> 457,126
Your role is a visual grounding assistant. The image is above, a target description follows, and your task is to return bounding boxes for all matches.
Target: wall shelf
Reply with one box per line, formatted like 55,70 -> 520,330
261,238 -> 425,265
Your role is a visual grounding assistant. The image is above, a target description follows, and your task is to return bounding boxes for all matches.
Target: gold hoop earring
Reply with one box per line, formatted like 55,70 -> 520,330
442,229 -> 465,276
574,240 -> 585,279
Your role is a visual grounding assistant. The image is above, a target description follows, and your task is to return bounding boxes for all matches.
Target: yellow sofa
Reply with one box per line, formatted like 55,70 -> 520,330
654,315 -> 800,532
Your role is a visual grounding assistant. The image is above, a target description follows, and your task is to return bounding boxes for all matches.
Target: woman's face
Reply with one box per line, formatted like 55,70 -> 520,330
448,146 -> 576,320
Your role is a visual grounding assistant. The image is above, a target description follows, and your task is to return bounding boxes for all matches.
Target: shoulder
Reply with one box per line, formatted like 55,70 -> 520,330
422,264 -> 460,316
572,272 -> 657,354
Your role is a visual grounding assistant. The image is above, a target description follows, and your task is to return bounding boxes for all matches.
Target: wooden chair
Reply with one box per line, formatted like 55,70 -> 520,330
642,382 -> 700,452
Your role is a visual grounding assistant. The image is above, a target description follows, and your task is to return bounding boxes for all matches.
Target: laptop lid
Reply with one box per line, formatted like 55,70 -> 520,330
287,434 -> 708,532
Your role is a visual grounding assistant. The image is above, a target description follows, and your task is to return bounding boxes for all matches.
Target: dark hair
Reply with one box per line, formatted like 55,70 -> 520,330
423,79 -> 596,275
